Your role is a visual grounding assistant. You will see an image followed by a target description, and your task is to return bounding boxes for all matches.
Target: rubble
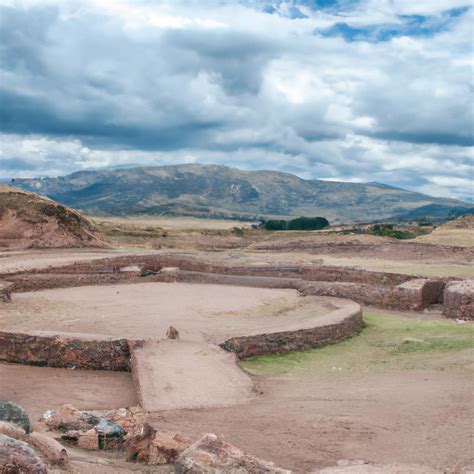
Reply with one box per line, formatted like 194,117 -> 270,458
126,423 -> 191,465
175,433 -> 291,473
42,404 -> 99,431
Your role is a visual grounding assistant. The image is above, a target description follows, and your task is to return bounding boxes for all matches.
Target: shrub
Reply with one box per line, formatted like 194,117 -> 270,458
287,216 -> 329,231
263,220 -> 288,230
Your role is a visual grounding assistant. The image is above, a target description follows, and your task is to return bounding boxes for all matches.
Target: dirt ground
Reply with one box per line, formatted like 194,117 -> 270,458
0,363 -> 138,424
0,282 -> 343,343
154,370 -> 473,473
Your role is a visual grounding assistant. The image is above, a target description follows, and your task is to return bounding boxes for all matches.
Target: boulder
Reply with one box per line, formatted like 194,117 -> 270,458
0,434 -> 47,473
27,431 -> 68,467
0,401 -> 30,433
175,433 -> 291,473
165,326 -> 180,340
126,423 -> 191,465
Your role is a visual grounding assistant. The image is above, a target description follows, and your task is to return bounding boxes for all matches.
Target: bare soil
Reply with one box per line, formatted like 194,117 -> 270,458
0,363 -> 137,425
0,282 -> 340,342
154,370 -> 473,473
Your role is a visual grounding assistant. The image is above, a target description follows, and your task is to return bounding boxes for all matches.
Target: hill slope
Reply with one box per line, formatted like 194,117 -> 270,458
0,185 -> 106,249
12,164 -> 471,223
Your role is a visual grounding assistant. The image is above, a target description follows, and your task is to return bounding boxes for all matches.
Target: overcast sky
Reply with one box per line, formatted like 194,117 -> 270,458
0,0 -> 472,200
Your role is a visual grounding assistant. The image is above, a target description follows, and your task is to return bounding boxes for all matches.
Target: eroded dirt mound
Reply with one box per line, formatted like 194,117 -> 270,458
0,185 -> 107,249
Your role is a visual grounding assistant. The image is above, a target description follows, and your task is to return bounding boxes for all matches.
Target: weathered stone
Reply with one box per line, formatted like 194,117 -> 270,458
175,433 -> 291,473
0,332 -> 132,371
77,429 -> 99,450
105,406 -> 145,437
95,419 -> 124,451
42,404 -> 101,432
28,431 -> 68,467
0,421 -> 26,440
443,280 -> 474,320
0,401 -> 30,433
0,434 -> 47,473
126,423 -> 191,465
165,326 -> 180,340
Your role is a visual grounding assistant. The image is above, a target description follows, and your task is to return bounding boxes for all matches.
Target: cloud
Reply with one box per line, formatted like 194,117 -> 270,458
0,0 -> 472,201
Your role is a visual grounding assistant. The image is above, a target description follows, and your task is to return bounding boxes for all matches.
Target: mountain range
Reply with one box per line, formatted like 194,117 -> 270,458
11,164 -> 472,223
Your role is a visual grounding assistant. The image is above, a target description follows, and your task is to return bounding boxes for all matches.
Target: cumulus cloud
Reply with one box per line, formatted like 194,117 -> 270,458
0,0 -> 472,200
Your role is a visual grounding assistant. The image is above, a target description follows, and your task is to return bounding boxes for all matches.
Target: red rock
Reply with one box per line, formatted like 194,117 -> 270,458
126,423 -> 191,465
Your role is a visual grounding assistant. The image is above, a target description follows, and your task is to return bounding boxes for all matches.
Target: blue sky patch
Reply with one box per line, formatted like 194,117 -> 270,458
319,6 -> 471,42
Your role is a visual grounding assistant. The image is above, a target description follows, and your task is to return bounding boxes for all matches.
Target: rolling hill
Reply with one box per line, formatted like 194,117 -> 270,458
0,185 -> 106,249
11,164 -> 471,223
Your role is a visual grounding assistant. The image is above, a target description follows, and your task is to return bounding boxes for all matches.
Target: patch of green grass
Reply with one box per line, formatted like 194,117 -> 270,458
240,311 -> 474,376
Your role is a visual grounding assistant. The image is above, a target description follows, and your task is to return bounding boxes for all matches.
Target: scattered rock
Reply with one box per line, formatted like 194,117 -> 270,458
42,404 -> 99,431
0,401 -> 30,433
165,326 -> 180,340
0,421 -> 26,440
105,406 -> 145,437
126,423 -> 191,465
0,434 -> 47,473
175,433 -> 291,473
27,431 -> 69,467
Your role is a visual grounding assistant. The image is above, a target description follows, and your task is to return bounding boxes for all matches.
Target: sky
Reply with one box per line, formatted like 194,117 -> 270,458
0,0 -> 472,201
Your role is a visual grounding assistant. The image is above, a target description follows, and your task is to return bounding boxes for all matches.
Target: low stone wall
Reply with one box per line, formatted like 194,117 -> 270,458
0,331 -> 134,371
443,280 -> 474,320
221,305 -> 363,359
36,255 -> 411,286
300,278 -> 444,311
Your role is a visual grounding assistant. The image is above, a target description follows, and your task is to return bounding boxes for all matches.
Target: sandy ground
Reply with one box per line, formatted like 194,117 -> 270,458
0,282 -> 341,342
154,370 -> 473,473
0,363 -> 138,424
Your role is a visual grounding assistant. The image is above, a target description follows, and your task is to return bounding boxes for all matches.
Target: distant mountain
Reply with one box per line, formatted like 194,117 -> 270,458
11,164 -> 471,223
394,204 -> 474,224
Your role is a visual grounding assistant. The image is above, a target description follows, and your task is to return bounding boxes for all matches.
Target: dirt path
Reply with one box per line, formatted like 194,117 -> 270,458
132,340 -> 254,411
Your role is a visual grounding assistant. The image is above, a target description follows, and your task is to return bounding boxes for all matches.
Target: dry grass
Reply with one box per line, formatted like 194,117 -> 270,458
89,215 -> 252,230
